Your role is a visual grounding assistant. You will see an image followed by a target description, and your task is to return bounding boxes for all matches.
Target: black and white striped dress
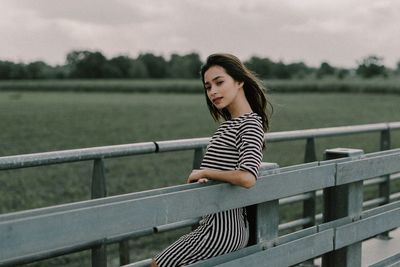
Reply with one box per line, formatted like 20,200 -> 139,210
155,112 -> 264,266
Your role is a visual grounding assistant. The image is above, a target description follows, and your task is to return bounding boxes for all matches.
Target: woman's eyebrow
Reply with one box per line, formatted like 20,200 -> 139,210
205,75 -> 224,84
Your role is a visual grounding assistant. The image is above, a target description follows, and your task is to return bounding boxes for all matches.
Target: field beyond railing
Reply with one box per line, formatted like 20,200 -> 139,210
0,122 -> 400,267
2,78 -> 400,94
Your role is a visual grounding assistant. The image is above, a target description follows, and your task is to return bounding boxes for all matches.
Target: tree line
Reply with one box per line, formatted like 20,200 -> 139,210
0,51 -> 399,80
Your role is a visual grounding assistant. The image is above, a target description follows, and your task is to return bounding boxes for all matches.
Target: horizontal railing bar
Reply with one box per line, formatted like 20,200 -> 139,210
155,137 -> 210,152
336,152 -> 400,185
0,238 -> 104,267
266,122 -> 392,142
0,164 -> 336,263
369,252 -> 400,267
279,218 -> 312,231
391,192 -> 400,201
123,259 -> 152,267
279,190 -> 323,206
0,142 -> 156,170
215,230 -> 334,267
0,164 -> 278,222
155,218 -> 200,233
1,122 -> 400,170
363,148 -> 400,158
0,182 -> 205,222
363,197 -> 386,209
362,200 -> 400,219
335,206 -> 400,249
144,202 -> 400,267
392,172 -> 400,180
279,193 -> 313,205
364,177 -> 387,186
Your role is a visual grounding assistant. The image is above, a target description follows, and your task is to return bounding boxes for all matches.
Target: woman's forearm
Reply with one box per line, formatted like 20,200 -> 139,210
191,169 -> 256,189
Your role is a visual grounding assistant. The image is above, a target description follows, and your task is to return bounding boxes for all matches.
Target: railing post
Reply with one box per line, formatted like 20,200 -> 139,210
192,147 -> 205,169
91,158 -> 108,267
303,137 -> 317,228
303,138 -> 317,226
378,129 -> 391,239
322,148 -> 364,267
247,163 -> 280,248
304,137 -> 317,163
301,137 -> 318,266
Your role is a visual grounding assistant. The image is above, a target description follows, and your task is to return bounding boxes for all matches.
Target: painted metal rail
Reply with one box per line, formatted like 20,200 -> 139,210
0,122 -> 400,266
1,148 -> 400,267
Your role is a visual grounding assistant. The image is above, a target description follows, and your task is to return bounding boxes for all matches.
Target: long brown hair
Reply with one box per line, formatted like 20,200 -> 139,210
200,53 -> 273,132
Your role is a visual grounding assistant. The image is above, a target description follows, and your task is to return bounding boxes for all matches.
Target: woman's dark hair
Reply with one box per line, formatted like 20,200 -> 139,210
200,53 -> 273,132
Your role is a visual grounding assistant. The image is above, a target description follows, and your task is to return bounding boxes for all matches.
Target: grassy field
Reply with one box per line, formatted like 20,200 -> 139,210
1,91 -> 400,266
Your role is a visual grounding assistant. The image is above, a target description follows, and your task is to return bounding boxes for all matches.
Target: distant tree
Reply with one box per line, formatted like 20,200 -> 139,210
128,59 -> 149,78
107,56 -> 136,78
356,55 -> 387,78
168,53 -> 202,79
138,53 -> 167,78
66,50 -> 109,78
9,63 -> 28,79
0,61 -> 14,79
244,56 -> 273,79
316,62 -> 336,79
286,62 -> 312,79
396,60 -> 400,75
272,61 -> 291,79
26,61 -> 52,79
337,68 -> 350,79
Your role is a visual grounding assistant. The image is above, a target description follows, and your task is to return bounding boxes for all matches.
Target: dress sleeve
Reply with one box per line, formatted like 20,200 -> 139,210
235,117 -> 265,179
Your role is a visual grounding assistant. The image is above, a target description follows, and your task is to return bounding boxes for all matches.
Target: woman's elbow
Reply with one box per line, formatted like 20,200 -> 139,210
240,174 -> 256,189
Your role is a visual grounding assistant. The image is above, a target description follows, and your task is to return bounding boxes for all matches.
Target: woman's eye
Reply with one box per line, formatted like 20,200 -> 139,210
205,86 -> 211,91
216,81 -> 223,85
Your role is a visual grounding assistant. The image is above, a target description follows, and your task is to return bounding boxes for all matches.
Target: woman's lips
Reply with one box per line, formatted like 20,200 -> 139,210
213,97 -> 223,104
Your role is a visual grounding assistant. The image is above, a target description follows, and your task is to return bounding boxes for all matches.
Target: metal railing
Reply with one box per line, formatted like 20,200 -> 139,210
1,122 -> 400,266
1,148 -> 400,267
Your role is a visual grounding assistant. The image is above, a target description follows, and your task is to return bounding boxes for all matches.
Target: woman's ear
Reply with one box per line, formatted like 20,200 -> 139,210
238,81 -> 244,88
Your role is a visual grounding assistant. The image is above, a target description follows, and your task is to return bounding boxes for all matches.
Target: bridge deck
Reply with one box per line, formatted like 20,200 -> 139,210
362,227 -> 400,266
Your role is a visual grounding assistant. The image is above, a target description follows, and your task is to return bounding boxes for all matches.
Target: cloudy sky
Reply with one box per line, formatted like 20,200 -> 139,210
1,0 -> 400,68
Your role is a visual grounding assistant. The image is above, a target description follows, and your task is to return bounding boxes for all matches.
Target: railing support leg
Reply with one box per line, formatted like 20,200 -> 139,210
192,147 -> 205,169
119,241 -> 130,265
247,163 -> 279,247
302,137 -> 318,266
322,148 -> 364,267
304,137 -> 317,163
377,129 -> 391,239
91,159 -> 108,267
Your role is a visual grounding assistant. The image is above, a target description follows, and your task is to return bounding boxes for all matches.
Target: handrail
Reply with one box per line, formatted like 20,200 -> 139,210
1,149 -> 400,267
1,122 -> 400,170
1,122 -> 400,266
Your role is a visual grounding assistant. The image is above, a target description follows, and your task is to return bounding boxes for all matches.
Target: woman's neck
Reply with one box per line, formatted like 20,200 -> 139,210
228,105 -> 253,119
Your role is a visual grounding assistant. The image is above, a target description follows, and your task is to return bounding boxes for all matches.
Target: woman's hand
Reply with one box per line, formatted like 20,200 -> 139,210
187,169 -> 209,184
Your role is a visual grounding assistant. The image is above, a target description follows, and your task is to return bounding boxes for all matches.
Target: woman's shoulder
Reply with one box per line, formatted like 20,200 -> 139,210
237,112 -> 263,128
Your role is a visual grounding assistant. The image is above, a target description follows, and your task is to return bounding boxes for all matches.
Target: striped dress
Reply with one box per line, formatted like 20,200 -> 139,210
155,112 -> 264,266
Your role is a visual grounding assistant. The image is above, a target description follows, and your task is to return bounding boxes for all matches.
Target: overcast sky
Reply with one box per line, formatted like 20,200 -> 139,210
1,0 -> 400,68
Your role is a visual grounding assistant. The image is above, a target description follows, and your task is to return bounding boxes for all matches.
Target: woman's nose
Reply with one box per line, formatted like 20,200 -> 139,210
209,86 -> 217,95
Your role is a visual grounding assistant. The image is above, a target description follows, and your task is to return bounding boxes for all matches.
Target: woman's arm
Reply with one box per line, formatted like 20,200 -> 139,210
187,169 -> 256,189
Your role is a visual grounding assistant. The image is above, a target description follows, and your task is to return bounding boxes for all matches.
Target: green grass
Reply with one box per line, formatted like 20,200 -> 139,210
1,91 -> 400,266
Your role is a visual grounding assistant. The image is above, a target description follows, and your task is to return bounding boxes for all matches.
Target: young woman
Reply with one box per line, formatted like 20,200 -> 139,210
151,53 -> 272,267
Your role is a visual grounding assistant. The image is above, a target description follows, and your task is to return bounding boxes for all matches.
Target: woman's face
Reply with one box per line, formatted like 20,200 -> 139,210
203,65 -> 243,111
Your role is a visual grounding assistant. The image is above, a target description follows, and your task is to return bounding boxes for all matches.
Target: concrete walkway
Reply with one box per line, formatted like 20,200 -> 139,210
362,227 -> 400,266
